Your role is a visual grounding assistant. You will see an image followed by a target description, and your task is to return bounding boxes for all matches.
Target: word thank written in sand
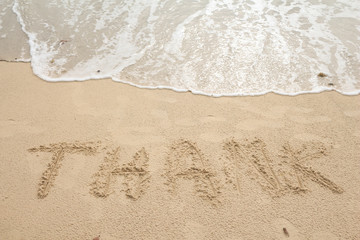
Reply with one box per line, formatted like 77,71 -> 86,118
28,138 -> 343,203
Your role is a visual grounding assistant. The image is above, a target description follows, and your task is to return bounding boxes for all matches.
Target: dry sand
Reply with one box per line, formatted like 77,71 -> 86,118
0,62 -> 359,240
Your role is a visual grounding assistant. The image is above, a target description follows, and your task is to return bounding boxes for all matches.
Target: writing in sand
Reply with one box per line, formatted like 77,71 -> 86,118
28,138 -> 344,205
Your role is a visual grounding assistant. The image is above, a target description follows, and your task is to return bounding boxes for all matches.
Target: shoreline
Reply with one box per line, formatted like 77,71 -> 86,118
0,61 -> 359,239
2,60 -> 360,97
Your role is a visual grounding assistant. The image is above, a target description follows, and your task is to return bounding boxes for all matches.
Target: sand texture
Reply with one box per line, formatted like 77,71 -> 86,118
0,62 -> 359,239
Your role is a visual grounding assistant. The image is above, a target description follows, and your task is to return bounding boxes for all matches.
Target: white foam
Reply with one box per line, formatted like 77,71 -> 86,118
5,0 -> 360,96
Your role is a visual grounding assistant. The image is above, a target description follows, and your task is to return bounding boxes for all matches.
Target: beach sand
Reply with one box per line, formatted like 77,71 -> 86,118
0,61 -> 359,239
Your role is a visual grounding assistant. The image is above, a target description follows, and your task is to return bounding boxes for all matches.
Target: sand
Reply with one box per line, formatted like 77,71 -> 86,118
0,61 -> 359,240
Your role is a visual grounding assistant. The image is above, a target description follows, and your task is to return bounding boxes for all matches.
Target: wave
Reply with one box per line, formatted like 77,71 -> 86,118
1,0 -> 359,96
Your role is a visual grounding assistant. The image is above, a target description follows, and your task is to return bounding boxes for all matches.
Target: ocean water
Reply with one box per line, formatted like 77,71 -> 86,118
0,0 -> 30,61
1,0 -> 359,96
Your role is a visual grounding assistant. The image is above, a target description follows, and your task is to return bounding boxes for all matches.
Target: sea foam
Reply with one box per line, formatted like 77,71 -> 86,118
1,0 -> 359,96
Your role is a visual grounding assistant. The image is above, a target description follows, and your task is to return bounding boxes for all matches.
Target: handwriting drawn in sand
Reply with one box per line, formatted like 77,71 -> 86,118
90,147 -> 150,200
279,142 -> 344,194
163,139 -> 221,205
29,138 -> 344,201
28,142 -> 100,199
223,138 -> 344,197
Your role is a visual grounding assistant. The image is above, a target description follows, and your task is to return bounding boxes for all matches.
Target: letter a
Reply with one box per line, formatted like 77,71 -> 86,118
163,139 -> 221,204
